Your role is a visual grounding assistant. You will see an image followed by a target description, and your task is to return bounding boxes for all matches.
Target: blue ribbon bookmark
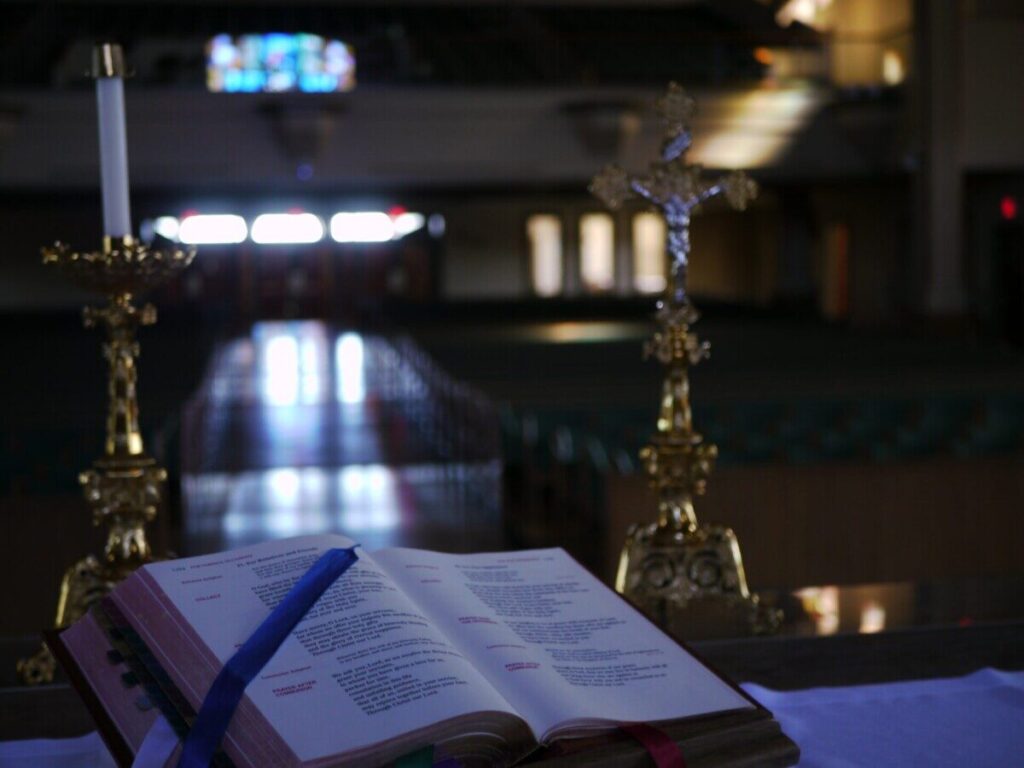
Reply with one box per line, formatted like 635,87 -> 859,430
177,546 -> 359,768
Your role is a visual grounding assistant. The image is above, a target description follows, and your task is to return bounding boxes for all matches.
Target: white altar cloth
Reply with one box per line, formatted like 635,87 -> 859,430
741,667 -> 1024,767
0,731 -> 114,768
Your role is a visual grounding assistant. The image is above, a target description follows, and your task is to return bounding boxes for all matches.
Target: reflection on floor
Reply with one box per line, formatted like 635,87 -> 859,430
181,321 -> 501,555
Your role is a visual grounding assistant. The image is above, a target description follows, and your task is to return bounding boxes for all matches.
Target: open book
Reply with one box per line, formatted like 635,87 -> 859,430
55,535 -> 797,767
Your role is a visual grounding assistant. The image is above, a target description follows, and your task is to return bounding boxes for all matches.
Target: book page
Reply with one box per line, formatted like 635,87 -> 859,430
374,547 -> 752,741
122,535 -> 522,763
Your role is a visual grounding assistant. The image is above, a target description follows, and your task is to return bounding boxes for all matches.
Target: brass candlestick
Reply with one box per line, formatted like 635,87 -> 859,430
17,236 -> 195,684
591,83 -> 780,639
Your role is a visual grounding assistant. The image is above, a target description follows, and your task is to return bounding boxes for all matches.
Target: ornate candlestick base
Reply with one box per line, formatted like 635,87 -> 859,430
592,83 -> 780,640
17,236 -> 194,685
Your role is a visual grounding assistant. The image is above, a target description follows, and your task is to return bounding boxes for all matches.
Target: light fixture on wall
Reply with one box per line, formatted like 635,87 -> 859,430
251,212 -> 325,244
393,212 -> 425,237
526,214 -> 564,297
178,214 -> 248,245
143,208 -> 431,245
632,212 -> 668,294
329,212 -> 395,243
882,49 -> 905,86
579,213 -> 616,292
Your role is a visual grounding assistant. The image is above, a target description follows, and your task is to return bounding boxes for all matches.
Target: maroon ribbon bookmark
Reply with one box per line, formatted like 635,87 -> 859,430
620,723 -> 688,768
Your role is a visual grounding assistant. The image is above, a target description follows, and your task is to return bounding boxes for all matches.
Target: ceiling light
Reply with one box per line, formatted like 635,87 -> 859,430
178,214 -> 248,245
393,212 -> 425,237
251,213 -> 325,244
330,212 -> 395,243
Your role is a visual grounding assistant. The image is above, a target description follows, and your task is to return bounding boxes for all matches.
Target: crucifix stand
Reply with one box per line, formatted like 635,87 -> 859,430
591,83 -> 780,639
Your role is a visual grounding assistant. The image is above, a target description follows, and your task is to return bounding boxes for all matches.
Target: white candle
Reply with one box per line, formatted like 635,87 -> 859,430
94,52 -> 131,238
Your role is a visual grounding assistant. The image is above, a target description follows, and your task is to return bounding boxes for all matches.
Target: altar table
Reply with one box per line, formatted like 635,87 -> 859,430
3,667 -> 1023,767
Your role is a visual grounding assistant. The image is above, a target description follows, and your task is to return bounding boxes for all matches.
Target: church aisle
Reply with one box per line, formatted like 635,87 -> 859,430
178,321 -> 502,556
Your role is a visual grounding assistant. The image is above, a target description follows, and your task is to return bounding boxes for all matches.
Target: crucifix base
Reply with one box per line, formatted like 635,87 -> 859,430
616,519 -> 781,641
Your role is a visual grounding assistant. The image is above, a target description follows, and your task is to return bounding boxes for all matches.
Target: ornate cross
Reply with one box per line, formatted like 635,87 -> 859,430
589,86 -> 779,636
590,82 -> 758,306
589,82 -> 760,532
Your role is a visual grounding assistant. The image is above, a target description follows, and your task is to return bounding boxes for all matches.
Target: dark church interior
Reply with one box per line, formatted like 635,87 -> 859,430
2,1 -> 1024,766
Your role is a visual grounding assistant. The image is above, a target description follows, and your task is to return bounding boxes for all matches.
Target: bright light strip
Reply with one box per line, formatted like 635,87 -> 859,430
156,209 -> 430,245
335,333 -> 366,404
251,213 -> 325,244
263,333 -> 300,406
179,214 -> 248,245
153,216 -> 180,241
527,214 -> 563,297
393,212 -> 425,237
330,212 -> 395,243
775,0 -> 832,29
300,335 -> 323,404
336,465 -> 400,531
859,600 -> 886,634
690,87 -> 819,168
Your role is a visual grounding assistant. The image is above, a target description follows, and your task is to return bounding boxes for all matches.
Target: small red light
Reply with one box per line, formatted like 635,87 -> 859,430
388,206 -> 407,218
181,208 -> 199,218
1001,196 -> 1018,221
287,206 -> 304,214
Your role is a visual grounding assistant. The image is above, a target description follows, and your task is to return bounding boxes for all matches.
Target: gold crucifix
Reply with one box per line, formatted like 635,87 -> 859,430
590,83 -> 778,640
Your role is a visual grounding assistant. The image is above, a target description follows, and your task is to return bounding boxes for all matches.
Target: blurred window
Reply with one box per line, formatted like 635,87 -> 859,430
579,213 -> 615,293
632,212 -> 667,294
207,33 -> 356,93
527,214 -> 563,297
882,49 -> 905,86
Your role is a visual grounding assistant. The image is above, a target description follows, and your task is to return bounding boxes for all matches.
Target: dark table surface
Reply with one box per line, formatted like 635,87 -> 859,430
4,616 -> 1024,742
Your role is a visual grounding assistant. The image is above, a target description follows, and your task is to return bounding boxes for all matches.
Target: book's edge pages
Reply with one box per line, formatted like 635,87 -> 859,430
98,598 -> 234,767
539,706 -> 764,744
302,711 -> 537,768
114,569 -> 299,768
524,708 -> 799,767
47,625 -> 137,768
